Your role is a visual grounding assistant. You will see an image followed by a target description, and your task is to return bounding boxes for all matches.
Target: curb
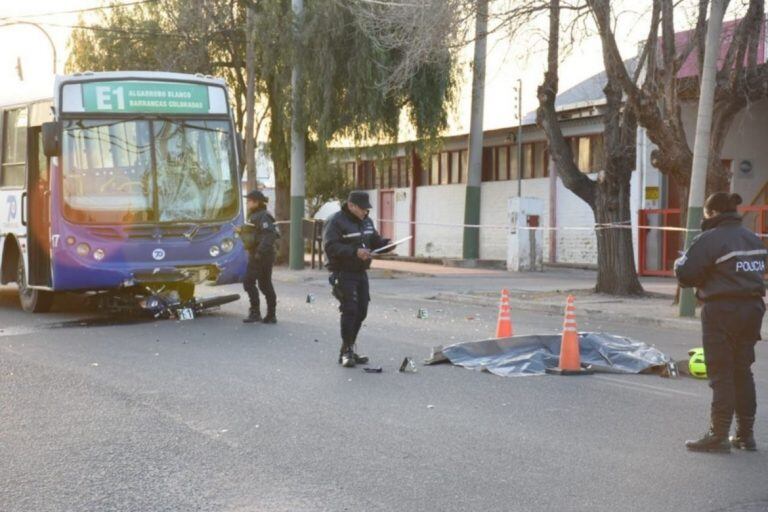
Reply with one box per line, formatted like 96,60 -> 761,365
432,292 -> 702,331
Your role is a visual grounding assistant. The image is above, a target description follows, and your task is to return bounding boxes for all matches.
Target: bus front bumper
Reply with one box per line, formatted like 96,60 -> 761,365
51,250 -> 247,292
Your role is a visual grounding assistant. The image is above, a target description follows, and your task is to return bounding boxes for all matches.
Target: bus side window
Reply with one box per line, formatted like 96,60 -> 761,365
1,107 -> 27,188
37,129 -> 49,183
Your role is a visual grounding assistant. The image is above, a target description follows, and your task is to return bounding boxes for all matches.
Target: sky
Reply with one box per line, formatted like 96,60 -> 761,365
0,0 -> 738,138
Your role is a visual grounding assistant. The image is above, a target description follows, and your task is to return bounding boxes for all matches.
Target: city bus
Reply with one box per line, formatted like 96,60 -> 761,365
0,71 -> 247,312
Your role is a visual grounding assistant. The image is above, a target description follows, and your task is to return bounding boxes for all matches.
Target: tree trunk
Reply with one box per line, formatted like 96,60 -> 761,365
594,183 -> 644,294
539,0 -> 643,296
274,182 -> 291,263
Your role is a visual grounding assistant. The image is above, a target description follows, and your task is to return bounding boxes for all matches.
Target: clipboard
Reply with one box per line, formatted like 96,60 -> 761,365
371,236 -> 413,255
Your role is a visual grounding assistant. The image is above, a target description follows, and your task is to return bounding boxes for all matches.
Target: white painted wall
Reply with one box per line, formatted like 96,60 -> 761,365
554,177 -> 596,265
479,179 -> 551,260
392,188 -> 412,256
414,184 -> 466,258
678,99 -> 768,203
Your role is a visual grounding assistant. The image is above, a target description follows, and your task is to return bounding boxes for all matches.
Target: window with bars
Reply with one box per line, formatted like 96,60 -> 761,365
342,157 -> 413,189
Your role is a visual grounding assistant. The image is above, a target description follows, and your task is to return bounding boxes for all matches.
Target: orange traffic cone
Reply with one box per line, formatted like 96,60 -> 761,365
495,289 -> 514,338
545,295 -> 593,376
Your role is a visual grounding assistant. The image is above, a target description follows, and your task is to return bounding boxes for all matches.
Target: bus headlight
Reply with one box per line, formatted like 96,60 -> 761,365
209,245 -> 221,257
66,236 -> 76,246
220,238 -> 234,253
93,249 -> 106,261
76,243 -> 91,257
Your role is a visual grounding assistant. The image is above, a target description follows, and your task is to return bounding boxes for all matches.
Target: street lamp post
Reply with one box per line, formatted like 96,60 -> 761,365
0,20 -> 57,75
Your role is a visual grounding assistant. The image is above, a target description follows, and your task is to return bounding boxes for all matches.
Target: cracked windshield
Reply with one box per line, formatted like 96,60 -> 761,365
62,119 -> 237,224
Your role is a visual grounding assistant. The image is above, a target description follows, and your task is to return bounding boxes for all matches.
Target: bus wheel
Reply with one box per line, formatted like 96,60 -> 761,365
17,259 -> 54,313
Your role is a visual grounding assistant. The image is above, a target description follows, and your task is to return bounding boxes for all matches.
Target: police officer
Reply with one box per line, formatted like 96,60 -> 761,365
323,191 -> 393,367
241,190 -> 279,324
676,192 -> 766,452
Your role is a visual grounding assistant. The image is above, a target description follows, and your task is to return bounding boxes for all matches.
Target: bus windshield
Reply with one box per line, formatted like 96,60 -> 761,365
62,118 -> 238,224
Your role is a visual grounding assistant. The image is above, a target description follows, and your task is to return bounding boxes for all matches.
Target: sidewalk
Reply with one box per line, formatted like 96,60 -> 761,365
278,258 -> 767,331
371,259 -> 768,331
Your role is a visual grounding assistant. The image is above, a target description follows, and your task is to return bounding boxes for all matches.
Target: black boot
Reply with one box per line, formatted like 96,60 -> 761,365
686,416 -> 731,453
262,312 -> 277,324
352,345 -> 369,365
340,348 -> 356,368
243,309 -> 262,323
731,416 -> 757,451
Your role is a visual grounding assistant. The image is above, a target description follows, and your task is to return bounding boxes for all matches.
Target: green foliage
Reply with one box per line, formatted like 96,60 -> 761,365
66,0 -> 458,215
305,154 -> 351,217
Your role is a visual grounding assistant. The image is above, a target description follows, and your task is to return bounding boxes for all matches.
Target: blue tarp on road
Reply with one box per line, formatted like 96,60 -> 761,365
436,333 -> 671,377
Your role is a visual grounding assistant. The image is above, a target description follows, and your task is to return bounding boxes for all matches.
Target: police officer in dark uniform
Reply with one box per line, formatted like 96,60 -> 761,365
323,191 -> 393,367
676,192 -> 766,452
241,190 -> 279,324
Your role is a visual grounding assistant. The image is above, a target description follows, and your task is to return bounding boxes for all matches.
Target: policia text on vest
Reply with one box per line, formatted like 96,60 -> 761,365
675,193 -> 766,453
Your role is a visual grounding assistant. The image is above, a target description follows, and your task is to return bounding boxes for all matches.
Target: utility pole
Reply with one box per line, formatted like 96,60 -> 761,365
289,0 -> 306,270
244,3 -> 257,192
462,0 -> 488,260
679,0 -> 727,317
515,78 -> 523,197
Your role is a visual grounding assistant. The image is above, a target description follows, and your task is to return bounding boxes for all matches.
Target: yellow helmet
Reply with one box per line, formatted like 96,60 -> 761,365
688,347 -> 707,379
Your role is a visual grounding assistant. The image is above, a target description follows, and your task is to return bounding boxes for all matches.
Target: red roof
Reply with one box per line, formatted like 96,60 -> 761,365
675,19 -> 766,78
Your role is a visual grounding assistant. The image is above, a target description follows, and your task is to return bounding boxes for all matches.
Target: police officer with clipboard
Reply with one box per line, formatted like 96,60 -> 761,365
323,191 -> 394,367
676,192 -> 766,452
240,190 -> 279,324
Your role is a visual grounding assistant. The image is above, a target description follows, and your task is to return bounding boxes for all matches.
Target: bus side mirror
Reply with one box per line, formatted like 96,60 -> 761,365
42,121 -> 61,157
237,134 -> 246,178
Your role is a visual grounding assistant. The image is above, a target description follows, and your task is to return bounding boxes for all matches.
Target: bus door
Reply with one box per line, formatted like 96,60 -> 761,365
26,126 -> 51,287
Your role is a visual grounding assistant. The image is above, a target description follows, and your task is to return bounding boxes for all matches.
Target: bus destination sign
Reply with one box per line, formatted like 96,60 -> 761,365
82,81 -> 210,113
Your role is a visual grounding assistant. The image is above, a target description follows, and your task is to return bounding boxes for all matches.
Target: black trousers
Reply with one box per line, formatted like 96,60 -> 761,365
331,270 -> 370,352
243,253 -> 276,314
701,298 -> 764,427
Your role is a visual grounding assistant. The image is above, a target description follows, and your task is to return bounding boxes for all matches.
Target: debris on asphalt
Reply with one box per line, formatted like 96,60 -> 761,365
363,367 -> 383,373
427,404 -> 435,409
306,293 -> 315,303
399,357 -> 417,373
416,308 -> 429,319
424,346 -> 448,365
662,360 -> 680,378
90,363 -> 99,367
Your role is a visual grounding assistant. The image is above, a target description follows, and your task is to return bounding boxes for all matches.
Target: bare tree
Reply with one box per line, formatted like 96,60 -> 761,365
590,0 -> 768,207
348,0 -> 472,92
537,0 -> 643,295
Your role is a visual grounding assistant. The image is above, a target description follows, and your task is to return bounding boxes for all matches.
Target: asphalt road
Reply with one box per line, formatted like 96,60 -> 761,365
1,271 -> 767,512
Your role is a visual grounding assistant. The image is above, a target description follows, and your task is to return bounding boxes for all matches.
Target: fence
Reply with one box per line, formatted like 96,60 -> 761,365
638,205 -> 768,276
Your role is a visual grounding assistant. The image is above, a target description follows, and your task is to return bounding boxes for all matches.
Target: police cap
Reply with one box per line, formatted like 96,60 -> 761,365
347,191 -> 372,210
246,190 -> 268,203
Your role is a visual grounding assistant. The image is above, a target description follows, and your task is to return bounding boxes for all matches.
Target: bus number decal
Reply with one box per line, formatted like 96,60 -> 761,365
51,234 -> 60,248
96,85 -> 125,111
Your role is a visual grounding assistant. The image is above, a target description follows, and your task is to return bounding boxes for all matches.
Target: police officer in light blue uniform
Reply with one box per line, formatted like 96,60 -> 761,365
676,192 -> 766,452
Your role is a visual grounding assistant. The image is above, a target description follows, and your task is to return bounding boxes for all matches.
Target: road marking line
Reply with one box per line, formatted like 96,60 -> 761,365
593,375 -> 701,398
